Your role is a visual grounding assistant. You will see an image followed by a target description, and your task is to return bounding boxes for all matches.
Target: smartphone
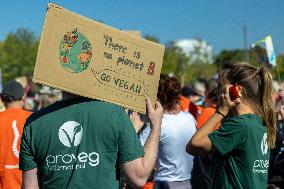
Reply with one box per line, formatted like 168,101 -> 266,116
229,84 -> 242,100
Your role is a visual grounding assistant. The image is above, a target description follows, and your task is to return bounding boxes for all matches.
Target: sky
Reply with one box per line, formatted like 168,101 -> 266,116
0,0 -> 283,55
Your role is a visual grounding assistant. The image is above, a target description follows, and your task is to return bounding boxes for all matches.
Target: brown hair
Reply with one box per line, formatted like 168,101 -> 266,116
220,61 -> 276,148
157,74 -> 181,111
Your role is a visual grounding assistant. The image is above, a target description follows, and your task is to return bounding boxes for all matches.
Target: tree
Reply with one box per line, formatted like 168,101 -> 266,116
188,38 -> 213,65
214,49 -> 246,67
213,48 -> 284,81
184,39 -> 217,84
0,28 -> 39,82
161,39 -> 218,85
272,54 -> 284,81
162,41 -> 189,84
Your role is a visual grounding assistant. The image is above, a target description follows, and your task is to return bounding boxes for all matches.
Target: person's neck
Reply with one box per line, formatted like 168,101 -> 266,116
235,103 -> 254,115
164,104 -> 180,115
6,101 -> 23,109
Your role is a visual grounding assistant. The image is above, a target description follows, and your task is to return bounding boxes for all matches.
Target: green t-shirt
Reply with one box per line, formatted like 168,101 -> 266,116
208,114 -> 269,189
19,98 -> 144,189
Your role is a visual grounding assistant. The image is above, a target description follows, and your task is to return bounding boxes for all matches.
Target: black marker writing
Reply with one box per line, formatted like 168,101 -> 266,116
104,35 -> 127,54
117,56 -> 144,71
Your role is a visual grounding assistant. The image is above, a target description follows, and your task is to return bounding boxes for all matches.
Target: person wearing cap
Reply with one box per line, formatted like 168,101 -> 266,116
0,80 -> 32,189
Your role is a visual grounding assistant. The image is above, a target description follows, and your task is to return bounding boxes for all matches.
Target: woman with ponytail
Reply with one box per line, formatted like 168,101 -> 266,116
186,61 -> 276,189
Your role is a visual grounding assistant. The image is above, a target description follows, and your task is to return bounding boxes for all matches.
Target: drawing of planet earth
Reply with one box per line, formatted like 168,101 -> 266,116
59,28 -> 93,73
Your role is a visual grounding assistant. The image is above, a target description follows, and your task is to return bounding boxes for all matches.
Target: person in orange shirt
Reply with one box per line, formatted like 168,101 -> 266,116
179,86 -> 203,119
0,80 -> 31,189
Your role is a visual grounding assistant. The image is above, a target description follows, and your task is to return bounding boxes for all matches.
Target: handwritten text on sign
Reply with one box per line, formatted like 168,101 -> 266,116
89,34 -> 154,97
102,35 -> 149,73
92,69 -> 145,96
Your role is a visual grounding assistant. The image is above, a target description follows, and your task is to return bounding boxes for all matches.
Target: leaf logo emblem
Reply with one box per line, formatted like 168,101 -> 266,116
58,121 -> 83,147
261,133 -> 268,155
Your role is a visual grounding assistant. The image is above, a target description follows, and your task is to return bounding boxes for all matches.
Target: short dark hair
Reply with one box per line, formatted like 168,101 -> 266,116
0,94 -> 21,103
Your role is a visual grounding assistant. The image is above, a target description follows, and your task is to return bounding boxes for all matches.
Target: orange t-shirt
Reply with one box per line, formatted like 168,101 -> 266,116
179,96 -> 190,112
141,182 -> 154,189
0,108 -> 31,189
179,96 -> 203,119
196,106 -> 220,130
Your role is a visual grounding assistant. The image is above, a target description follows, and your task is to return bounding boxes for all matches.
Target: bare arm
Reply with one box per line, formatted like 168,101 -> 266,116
22,168 -> 42,189
186,84 -> 234,156
186,113 -> 223,155
129,111 -> 145,133
121,98 -> 163,188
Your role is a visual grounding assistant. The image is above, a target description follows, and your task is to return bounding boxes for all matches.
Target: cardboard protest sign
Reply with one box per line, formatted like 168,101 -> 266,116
33,3 -> 165,113
124,31 -> 141,38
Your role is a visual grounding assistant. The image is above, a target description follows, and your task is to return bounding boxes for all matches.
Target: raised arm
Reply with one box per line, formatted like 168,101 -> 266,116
121,98 -> 163,187
186,84 -> 234,156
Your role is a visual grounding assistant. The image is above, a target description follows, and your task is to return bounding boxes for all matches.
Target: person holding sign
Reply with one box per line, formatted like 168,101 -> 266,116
19,92 -> 163,189
187,61 -> 276,189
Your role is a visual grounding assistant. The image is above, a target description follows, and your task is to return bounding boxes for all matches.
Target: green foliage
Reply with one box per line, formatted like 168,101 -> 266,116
214,49 -> 245,67
0,28 -> 39,82
213,47 -> 273,67
214,47 -> 284,81
162,41 -> 217,85
184,63 -> 217,85
271,54 -> 284,81
162,42 -> 185,76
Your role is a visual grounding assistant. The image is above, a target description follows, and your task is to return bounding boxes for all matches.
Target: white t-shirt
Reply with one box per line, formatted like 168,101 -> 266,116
139,123 -> 151,147
154,112 -> 196,182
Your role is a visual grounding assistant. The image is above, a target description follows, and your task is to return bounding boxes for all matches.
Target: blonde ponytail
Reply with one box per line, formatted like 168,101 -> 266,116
259,67 -> 276,148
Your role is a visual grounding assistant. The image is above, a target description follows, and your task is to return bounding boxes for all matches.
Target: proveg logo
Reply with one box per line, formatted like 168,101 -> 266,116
261,133 -> 268,155
59,121 -> 83,147
253,133 -> 269,174
46,121 -> 99,171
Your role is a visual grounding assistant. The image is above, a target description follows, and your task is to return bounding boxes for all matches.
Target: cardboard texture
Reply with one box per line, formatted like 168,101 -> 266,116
33,3 -> 165,113
124,30 -> 141,38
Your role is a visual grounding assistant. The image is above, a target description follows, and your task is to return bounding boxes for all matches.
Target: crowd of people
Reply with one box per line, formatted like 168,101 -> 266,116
0,62 -> 283,189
